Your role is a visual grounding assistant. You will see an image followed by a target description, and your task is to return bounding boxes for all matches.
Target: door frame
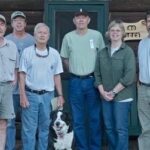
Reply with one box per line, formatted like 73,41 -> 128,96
44,0 -> 109,47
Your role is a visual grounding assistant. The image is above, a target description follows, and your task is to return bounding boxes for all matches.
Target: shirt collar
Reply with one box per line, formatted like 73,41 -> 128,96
106,42 -> 126,50
0,38 -> 10,48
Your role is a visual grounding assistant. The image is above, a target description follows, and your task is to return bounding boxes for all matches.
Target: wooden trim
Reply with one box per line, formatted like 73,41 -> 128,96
110,1 -> 150,12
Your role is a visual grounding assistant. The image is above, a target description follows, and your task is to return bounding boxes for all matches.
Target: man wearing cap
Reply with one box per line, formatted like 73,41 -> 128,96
60,9 -> 105,150
0,14 -> 18,150
5,11 -> 34,150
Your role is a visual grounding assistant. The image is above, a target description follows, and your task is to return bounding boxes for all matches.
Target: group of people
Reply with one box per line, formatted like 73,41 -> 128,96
0,8 -> 150,150
0,11 -> 64,150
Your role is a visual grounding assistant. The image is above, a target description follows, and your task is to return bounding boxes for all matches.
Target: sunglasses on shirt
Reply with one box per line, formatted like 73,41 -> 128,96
34,44 -> 49,58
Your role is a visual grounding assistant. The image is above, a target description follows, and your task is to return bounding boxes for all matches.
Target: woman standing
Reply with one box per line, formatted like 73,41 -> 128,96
94,20 -> 136,150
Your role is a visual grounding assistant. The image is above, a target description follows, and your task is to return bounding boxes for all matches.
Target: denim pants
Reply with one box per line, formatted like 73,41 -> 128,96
6,94 -> 21,150
69,76 -> 102,150
21,91 -> 54,150
102,100 -> 131,150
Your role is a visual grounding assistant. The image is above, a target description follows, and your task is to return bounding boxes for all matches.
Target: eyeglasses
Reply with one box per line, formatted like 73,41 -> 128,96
34,44 -> 49,58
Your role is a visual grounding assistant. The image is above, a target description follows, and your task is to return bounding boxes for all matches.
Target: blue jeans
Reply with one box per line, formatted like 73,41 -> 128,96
69,76 -> 102,150
21,91 -> 54,150
102,100 -> 131,150
6,94 -> 21,150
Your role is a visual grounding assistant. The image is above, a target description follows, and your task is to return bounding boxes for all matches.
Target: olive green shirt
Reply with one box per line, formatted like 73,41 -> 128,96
94,43 -> 136,101
60,29 -> 105,75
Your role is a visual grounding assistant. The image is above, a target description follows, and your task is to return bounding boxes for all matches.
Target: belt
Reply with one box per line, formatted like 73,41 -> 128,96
139,82 -> 150,87
0,81 -> 12,84
70,73 -> 94,79
25,86 -> 49,95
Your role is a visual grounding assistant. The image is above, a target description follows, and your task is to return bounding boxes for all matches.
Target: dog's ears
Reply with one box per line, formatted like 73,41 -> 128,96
50,110 -> 56,119
49,124 -> 57,142
63,111 -> 71,123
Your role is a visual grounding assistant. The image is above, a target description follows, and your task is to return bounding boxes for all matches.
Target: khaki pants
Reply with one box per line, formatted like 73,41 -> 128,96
138,85 -> 150,150
0,82 -> 15,119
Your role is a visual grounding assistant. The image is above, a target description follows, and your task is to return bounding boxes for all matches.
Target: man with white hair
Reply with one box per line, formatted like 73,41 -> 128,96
19,23 -> 64,150
0,14 -> 18,150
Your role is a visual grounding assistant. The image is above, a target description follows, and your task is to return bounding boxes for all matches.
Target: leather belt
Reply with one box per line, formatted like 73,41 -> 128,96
70,73 -> 94,79
139,82 -> 150,87
25,85 -> 48,95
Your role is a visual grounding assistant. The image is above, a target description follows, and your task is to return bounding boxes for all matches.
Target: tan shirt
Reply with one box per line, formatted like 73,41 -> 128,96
0,39 -> 18,82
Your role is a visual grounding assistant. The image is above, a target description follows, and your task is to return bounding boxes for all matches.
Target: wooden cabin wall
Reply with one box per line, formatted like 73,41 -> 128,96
0,0 -> 44,35
1,0 -> 150,54
109,0 -> 150,55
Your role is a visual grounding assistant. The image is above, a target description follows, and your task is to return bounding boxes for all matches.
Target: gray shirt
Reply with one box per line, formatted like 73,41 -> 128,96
138,37 -> 150,83
5,33 -> 35,59
0,39 -> 18,82
5,33 -> 35,94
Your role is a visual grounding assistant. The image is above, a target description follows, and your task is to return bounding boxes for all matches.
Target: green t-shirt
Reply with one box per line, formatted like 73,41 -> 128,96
60,29 -> 105,75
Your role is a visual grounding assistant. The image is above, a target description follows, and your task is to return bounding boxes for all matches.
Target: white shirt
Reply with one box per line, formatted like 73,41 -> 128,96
19,45 -> 63,91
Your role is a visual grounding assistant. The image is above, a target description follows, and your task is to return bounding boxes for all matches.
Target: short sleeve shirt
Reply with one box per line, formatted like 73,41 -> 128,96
0,39 -> 18,82
5,33 -> 35,58
5,33 -> 35,94
60,29 -> 105,75
19,45 -> 63,91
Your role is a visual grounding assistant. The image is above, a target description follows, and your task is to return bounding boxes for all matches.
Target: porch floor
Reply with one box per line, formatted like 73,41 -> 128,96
15,136 -> 138,150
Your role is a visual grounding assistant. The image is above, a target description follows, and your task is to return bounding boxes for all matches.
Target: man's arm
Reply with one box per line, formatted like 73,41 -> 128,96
54,74 -> 65,108
62,58 -> 69,72
19,72 -> 29,108
12,68 -> 18,85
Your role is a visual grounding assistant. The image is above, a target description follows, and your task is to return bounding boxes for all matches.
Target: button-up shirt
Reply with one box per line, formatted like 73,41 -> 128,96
0,39 -> 18,82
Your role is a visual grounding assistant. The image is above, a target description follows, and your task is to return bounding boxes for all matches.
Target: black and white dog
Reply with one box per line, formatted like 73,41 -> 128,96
49,109 -> 75,150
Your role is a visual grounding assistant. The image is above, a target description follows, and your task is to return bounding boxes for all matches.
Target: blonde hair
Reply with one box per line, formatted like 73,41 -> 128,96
105,19 -> 126,41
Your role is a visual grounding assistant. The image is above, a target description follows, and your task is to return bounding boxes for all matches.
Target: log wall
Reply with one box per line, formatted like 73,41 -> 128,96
0,0 -> 44,34
109,0 -> 150,54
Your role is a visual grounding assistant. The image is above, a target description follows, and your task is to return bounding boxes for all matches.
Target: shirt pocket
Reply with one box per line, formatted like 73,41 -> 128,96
6,55 -> 16,75
112,56 -> 124,71
99,55 -> 110,71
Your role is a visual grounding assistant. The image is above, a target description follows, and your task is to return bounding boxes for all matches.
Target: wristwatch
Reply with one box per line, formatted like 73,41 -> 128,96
112,90 -> 117,96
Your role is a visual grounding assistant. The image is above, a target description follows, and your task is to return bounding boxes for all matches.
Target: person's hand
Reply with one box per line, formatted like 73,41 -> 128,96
101,91 -> 114,101
11,80 -> 17,86
57,96 -> 65,108
107,91 -> 115,100
20,94 -> 30,108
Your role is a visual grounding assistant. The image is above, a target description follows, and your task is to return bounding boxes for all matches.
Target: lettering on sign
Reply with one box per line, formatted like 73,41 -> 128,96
123,20 -> 148,41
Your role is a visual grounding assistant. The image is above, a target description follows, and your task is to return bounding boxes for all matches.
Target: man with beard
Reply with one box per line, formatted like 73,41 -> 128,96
5,11 -> 34,150
138,11 -> 150,150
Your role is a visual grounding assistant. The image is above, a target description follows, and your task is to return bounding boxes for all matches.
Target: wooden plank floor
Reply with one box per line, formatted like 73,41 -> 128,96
16,137 -> 138,150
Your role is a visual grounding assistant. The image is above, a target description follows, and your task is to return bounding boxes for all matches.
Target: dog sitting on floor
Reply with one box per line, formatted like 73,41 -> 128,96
49,107 -> 75,150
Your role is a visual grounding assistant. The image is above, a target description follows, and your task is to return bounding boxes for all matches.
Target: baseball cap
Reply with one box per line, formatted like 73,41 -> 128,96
11,11 -> 26,20
74,8 -> 89,17
0,14 -> 6,24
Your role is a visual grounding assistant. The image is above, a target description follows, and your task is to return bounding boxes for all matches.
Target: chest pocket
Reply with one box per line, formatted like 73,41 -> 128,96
5,55 -> 16,75
112,56 -> 124,71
